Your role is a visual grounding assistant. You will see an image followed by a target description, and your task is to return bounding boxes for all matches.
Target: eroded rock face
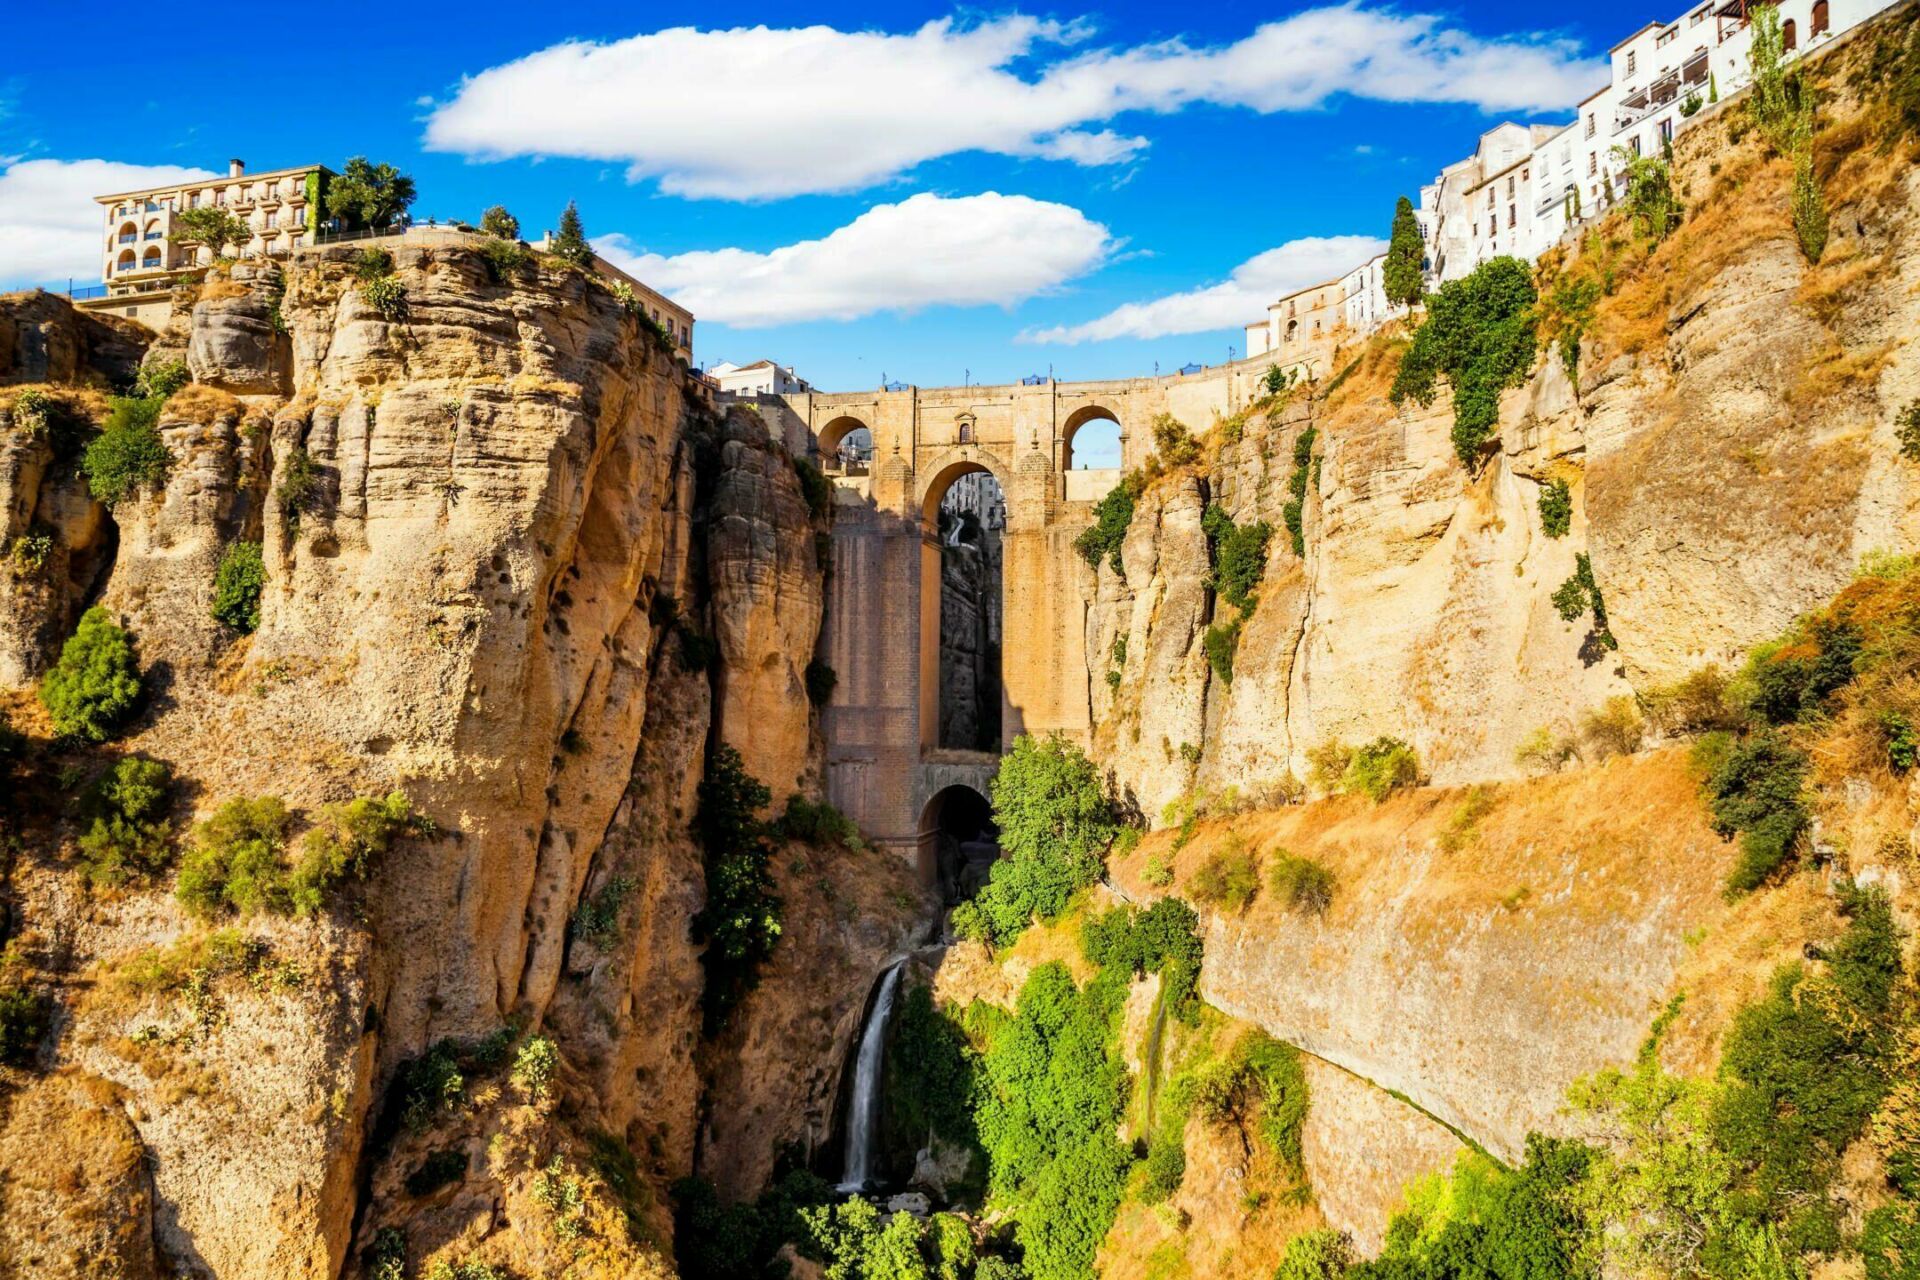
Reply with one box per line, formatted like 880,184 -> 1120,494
0,289 -> 145,387
0,1068 -> 158,1279
0,253 -> 864,1276
1299,1059 -> 1463,1255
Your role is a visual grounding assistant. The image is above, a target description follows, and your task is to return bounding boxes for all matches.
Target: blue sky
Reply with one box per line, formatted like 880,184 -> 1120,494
0,1 -> 1628,391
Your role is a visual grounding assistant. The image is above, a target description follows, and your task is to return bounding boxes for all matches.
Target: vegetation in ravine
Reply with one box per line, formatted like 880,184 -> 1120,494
690,743 -> 782,1034
38,607 -> 143,742
83,393 -> 173,506
175,791 -> 426,920
951,735 -> 1118,948
1389,257 -> 1539,470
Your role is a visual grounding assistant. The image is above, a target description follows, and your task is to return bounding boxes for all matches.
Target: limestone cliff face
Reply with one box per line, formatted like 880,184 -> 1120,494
0,248 -> 896,1277
1087,61 -> 1920,816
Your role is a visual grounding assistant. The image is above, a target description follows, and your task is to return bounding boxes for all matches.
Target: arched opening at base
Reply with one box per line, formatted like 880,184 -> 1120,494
920,784 -> 1000,906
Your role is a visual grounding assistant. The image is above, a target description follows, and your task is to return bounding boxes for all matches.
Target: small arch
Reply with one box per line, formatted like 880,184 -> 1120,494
115,248 -> 136,272
920,784 -> 1000,905
818,415 -> 872,472
144,219 -> 162,237
1783,18 -> 1797,49
1811,0 -> 1829,35
140,246 -> 162,268
1061,404 -> 1122,471
918,454 -> 1011,527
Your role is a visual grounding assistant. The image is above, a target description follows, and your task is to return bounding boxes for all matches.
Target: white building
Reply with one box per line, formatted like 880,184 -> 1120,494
1244,0 -> 1895,342
707,359 -> 812,397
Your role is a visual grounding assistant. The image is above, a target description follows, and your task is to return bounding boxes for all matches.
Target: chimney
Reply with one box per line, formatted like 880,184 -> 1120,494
228,159 -> 245,178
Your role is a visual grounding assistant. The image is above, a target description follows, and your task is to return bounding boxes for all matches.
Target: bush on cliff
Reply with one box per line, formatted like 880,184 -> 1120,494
1390,256 -> 1538,470
83,395 -> 172,506
1188,836 -> 1259,914
38,607 -> 142,742
77,756 -> 175,886
176,796 -> 295,918
1075,473 -> 1143,574
952,735 -> 1115,947
1699,730 -> 1809,895
1344,737 -> 1420,802
287,791 -> 428,916
211,540 -> 266,633
691,744 -> 782,1033
1202,504 -> 1274,613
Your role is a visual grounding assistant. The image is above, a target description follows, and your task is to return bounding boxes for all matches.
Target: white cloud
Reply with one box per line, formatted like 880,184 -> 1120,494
1021,234 -> 1385,345
0,158 -> 217,287
596,192 -> 1114,328
424,8 -> 1604,199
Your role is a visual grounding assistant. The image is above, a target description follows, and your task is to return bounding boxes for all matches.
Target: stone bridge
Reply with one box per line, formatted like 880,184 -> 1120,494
745,354 -> 1319,881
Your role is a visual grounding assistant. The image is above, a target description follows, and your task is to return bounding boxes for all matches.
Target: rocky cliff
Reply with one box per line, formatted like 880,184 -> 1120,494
0,241 -> 926,1278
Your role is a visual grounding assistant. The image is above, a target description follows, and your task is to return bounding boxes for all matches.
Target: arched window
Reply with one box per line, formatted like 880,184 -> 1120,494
958,420 -> 973,443
1783,18 -> 1797,50
141,246 -> 162,268
115,249 -> 136,273
1811,0 -> 1829,35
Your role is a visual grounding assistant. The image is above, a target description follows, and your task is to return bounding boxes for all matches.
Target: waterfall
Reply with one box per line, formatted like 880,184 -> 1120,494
838,960 -> 906,1192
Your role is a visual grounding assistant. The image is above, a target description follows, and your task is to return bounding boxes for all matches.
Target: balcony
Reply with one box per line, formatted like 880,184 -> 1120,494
144,231 -> 164,240
117,234 -> 137,246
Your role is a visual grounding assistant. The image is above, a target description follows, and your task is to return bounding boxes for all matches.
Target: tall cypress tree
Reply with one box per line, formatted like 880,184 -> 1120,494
1382,195 -> 1426,310
551,201 -> 593,268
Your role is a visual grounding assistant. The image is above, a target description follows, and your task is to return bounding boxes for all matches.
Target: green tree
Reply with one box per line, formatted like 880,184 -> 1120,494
77,756 -> 174,885
691,744 -> 781,1033
326,156 -> 417,231
551,201 -> 593,268
83,395 -> 172,506
211,540 -> 266,633
171,207 -> 251,260
1389,257 -> 1538,470
1612,148 -> 1681,242
1383,195 -> 1426,309
953,736 -> 1116,946
38,607 -> 142,742
175,796 -> 294,918
479,205 -> 521,239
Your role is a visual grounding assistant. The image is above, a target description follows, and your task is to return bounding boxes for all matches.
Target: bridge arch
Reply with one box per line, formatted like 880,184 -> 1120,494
818,415 -> 874,474
918,783 -> 1000,902
1061,404 -> 1123,473
918,451 -> 1010,755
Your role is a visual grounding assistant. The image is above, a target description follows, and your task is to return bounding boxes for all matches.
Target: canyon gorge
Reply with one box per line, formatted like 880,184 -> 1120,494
3,8 -> 1920,1279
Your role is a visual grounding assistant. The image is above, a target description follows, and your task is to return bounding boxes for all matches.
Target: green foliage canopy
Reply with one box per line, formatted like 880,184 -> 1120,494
1389,257 -> 1539,470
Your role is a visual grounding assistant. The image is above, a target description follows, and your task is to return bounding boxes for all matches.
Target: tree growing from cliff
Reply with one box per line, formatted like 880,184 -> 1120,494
1383,195 -> 1426,309
479,205 -> 520,239
326,157 -> 416,231
170,207 -> 251,260
691,745 -> 781,1033
83,395 -> 172,507
1390,256 -> 1539,470
77,756 -> 174,886
211,540 -> 266,633
38,607 -> 143,742
952,735 -> 1115,947
551,202 -> 594,268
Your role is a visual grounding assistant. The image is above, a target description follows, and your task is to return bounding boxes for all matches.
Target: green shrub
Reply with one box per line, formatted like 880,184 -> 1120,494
1614,148 -> 1682,243
1792,153 -> 1829,264
84,395 -> 171,506
774,795 -> 862,849
885,983 -> 981,1156
1581,695 -> 1645,758
1642,665 -> 1740,735
358,274 -> 407,321
1191,1031 -> 1309,1167
77,756 -> 174,886
1745,617 -> 1862,723
1204,619 -> 1241,685
351,247 -> 393,281
287,791 -> 426,916
1150,413 -> 1200,468
1188,838 -> 1259,914
805,657 -> 837,706
1267,851 -> 1335,916
7,530 -> 52,578
478,237 -> 531,280
1389,257 -> 1538,470
1862,1203 -> 1920,1280
1713,886 -> 1903,1232
1884,709 -> 1918,773
1283,425 -> 1319,556
479,205 -> 520,238
0,962 -> 48,1067
1551,553 -> 1617,661
673,1169 -> 835,1279
424,1261 -> 505,1280
211,540 -> 266,633
1344,737 -> 1419,801
175,796 -> 294,918
692,744 -> 780,1033
277,445 -> 322,530
1141,853 -> 1173,888
1202,504 -> 1274,613
1703,731 -> 1809,894
513,1034 -> 559,1100
1076,473 -> 1143,574
10,388 -> 53,439
1538,478 -> 1572,538
135,358 -> 190,400
1080,897 -> 1204,1020
38,607 -> 142,742
1275,1228 -> 1356,1280
365,1225 -> 407,1280
572,873 -> 637,946
1900,401 -> 1920,463
976,963 -> 1133,1280
959,735 -> 1116,947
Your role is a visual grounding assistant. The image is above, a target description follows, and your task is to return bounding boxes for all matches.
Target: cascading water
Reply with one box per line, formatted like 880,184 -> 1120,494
838,960 -> 906,1192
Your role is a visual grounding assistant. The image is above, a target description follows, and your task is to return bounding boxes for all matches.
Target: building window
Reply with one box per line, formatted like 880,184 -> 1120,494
1783,18 -> 1797,50
1692,6 -> 1707,24
1660,118 -> 1675,145
294,207 -> 306,227
1658,26 -> 1676,46
1489,216 -> 1497,236
1586,112 -> 1596,138
1506,176 -> 1516,197
1589,152 -> 1598,176
189,191 -> 200,209
1508,204 -> 1517,228
1627,50 -> 1637,76
1812,0 -> 1829,35
1630,134 -> 1643,156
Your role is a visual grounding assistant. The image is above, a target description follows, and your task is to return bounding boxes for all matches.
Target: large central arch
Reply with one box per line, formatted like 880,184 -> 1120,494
918,453 -> 1010,755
